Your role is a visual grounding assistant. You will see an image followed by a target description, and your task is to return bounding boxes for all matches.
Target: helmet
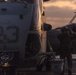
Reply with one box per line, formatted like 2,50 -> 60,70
72,26 -> 76,32
61,27 -> 69,32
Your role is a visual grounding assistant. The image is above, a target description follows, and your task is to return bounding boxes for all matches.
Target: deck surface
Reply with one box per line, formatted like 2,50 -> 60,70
16,59 -> 76,75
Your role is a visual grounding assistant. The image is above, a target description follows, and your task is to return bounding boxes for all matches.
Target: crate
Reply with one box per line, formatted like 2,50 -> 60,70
51,59 -> 64,74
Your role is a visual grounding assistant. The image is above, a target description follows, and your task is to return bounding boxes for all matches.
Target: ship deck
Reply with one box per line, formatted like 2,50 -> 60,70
16,57 -> 76,75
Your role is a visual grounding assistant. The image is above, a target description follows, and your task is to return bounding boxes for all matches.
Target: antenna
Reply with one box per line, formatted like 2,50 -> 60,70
69,12 -> 76,24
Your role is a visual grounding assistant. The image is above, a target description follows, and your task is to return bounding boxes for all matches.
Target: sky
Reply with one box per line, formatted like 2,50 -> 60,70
44,0 -> 76,29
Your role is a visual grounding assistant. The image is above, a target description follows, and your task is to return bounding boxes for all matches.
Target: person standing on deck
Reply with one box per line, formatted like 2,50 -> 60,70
57,27 -> 76,75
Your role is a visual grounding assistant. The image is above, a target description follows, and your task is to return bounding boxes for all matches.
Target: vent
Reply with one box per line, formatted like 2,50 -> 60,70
20,15 -> 23,19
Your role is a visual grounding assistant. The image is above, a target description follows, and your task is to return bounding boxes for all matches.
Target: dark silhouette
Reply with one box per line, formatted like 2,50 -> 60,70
57,27 -> 76,75
36,24 -> 53,71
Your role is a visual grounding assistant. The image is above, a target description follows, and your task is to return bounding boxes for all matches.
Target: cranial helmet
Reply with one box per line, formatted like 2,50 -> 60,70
61,27 -> 69,32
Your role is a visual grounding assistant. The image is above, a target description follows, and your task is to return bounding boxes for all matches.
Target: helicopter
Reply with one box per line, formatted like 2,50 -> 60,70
0,0 -> 53,75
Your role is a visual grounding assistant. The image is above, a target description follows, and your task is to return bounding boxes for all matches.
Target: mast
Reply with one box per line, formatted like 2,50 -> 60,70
69,12 -> 76,24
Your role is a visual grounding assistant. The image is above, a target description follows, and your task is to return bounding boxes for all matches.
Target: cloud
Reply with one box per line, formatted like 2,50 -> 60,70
45,6 -> 76,28
44,0 -> 76,28
44,0 -> 76,9
46,17 -> 71,29
72,0 -> 76,4
50,0 -> 76,2
45,6 -> 75,18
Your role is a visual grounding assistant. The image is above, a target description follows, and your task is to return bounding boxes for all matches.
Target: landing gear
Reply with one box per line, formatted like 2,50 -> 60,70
0,67 -> 9,75
36,52 -> 55,72
0,67 -> 16,75
0,52 -> 16,75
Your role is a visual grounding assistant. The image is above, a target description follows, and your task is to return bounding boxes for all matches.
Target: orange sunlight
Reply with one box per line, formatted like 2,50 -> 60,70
44,0 -> 76,29
44,1 -> 76,9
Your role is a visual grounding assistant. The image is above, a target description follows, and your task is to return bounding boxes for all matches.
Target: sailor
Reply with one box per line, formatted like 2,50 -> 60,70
57,27 -> 76,75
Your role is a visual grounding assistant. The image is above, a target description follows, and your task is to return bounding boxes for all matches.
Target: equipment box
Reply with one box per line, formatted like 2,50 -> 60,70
51,59 -> 64,74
